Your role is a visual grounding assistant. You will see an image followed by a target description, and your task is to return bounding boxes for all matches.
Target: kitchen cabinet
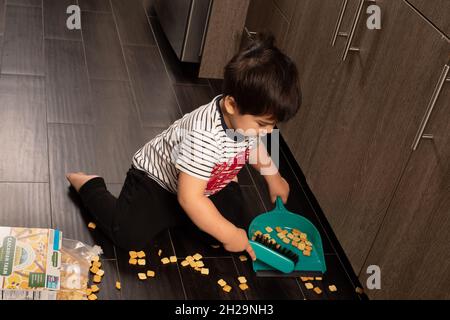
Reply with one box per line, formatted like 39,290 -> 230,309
279,0 -> 450,298
361,59 -> 449,299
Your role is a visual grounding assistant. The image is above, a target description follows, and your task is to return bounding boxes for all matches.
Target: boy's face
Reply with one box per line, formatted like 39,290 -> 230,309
222,96 -> 276,137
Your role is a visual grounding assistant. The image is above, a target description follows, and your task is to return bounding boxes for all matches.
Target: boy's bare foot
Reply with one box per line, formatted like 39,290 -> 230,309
66,172 -> 100,193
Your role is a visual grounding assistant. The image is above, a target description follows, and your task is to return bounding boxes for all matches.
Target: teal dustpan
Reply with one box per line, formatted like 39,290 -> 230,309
248,196 -> 327,277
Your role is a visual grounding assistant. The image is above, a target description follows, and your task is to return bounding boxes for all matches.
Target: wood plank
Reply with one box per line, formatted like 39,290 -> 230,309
124,45 -> 181,127
116,230 -> 186,299
7,0 -> 41,6
43,0 -> 82,40
110,0 -> 155,46
232,254 -> 304,300
0,75 -> 48,182
0,183 -> 51,227
81,11 -> 127,80
173,84 -> 214,115
1,5 -> 44,75
0,0 -> 5,35
179,257 -> 246,300
48,123 -> 116,258
45,39 -> 92,124
199,0 -> 250,79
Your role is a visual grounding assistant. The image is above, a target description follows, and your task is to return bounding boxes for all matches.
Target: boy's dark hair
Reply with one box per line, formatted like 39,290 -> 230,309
222,32 -> 302,123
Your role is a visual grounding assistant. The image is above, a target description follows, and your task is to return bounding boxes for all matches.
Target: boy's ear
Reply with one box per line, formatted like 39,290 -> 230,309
224,96 -> 238,115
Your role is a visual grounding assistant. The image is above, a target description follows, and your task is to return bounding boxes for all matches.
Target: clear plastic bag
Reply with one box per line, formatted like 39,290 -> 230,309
57,238 -> 103,300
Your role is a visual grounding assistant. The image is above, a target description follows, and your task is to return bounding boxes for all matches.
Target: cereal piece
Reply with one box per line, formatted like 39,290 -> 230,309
181,260 -> 189,267
129,251 -> 138,258
92,261 -> 102,268
292,228 -> 301,235
161,257 -> 170,264
169,256 -> 177,263
196,261 -> 204,268
86,288 -> 92,296
238,255 -> 248,262
263,233 -> 271,239
138,259 -> 146,266
129,258 -> 137,265
136,251 -> 146,258
281,229 -> 288,235
313,287 -> 322,295
305,246 -> 313,251
91,285 -> 100,293
193,253 -> 203,261
254,230 -> 263,236
265,226 -> 273,233
189,260 -> 197,268
91,256 -> 100,263
88,294 -> 97,300
315,277 -> 323,281
186,256 -> 194,262
298,242 -> 306,251
303,250 -> 311,256
147,270 -> 155,277
277,232 -> 286,239
300,277 -> 309,282
200,268 -> 209,275
282,238 -> 290,244
305,283 -> 314,290
293,237 -> 301,242
115,282 -> 121,290
217,279 -> 227,287
223,285 -> 232,293
355,287 -> 364,294
306,241 -> 313,247
138,273 -> 147,280
275,226 -> 283,233
287,233 -> 294,239
291,241 -> 298,248
329,285 -> 337,292
96,269 -> 105,277
275,244 -> 281,249
194,267 -> 201,272
88,222 -> 96,230
90,266 -> 99,274
300,233 -> 307,240
158,249 -> 162,256
239,283 -> 249,291
237,276 -> 247,284
307,277 -> 315,281
93,275 -> 102,283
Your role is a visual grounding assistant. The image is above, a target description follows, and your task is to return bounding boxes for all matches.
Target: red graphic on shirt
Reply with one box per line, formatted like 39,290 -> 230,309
205,148 -> 250,196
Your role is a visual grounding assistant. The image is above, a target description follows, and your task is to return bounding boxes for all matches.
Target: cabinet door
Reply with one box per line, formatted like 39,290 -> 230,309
361,60 -> 450,299
243,0 -> 290,51
306,0 -> 450,274
407,0 -> 450,36
278,0 -> 360,175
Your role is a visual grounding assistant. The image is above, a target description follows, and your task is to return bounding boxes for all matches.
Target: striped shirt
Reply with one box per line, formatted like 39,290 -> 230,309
132,95 -> 258,196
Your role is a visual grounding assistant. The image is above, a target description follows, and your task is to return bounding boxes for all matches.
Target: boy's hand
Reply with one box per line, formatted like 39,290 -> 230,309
266,174 -> 290,204
223,228 -> 256,261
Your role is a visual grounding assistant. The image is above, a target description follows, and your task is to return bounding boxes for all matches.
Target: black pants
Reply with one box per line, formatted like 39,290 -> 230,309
78,166 -> 245,250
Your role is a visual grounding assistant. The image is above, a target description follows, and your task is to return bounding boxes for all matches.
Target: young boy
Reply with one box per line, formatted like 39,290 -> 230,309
66,33 -> 301,261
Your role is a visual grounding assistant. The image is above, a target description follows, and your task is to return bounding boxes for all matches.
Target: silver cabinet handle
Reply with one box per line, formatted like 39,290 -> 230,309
244,27 -> 257,40
341,0 -> 367,61
411,64 -> 450,151
331,0 -> 349,46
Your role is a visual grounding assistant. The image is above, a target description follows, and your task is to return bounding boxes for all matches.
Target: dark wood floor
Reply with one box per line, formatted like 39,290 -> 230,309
0,0 -> 364,300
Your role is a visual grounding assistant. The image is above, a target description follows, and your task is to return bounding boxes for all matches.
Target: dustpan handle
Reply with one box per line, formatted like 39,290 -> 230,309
275,196 -> 286,211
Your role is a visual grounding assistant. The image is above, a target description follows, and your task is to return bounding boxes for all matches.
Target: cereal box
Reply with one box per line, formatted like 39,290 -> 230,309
0,227 -> 62,300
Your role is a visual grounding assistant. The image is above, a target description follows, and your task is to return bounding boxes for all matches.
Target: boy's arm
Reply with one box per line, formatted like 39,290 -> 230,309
249,140 -> 290,203
177,172 -> 256,260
